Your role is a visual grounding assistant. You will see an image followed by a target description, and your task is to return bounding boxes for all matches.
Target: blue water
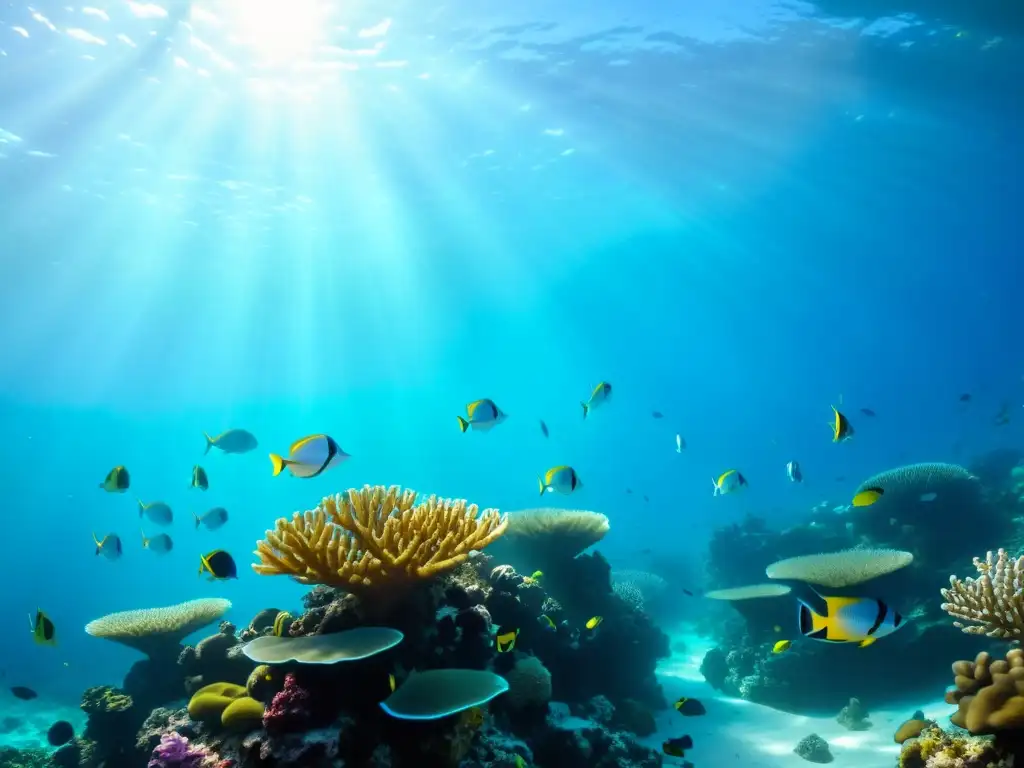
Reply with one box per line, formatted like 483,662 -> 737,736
0,0 -> 1020,725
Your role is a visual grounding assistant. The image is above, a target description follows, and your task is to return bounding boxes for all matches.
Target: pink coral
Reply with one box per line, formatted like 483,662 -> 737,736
263,673 -> 312,733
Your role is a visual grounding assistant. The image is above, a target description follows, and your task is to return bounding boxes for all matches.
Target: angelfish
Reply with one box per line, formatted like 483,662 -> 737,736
798,593 -> 905,647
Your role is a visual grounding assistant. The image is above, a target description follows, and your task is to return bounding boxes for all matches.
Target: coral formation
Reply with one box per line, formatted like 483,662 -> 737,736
85,599 -> 232,659
502,654 -> 553,712
147,732 -> 211,768
897,724 -> 1009,768
241,626 -> 404,663
498,508 -> 610,567
941,549 -> 1024,638
794,733 -> 833,763
252,484 -> 507,595
765,548 -> 913,587
836,697 -> 871,730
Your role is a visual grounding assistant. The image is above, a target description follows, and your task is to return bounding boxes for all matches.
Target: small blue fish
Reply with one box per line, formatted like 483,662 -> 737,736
270,434 -> 349,479
581,382 -> 612,418
539,465 -> 582,495
539,420 -> 549,438
138,500 -> 173,526
194,507 -> 229,531
786,461 -> 802,483
141,529 -> 173,554
457,399 -> 507,433
92,533 -> 122,561
204,429 -> 258,455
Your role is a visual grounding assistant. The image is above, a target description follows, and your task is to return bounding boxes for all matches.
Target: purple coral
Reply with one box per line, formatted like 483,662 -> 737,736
148,732 -> 210,768
263,673 -> 312,733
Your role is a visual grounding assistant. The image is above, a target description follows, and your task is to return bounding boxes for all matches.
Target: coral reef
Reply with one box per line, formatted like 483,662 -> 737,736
252,485 -> 508,598
941,549 -> 1024,638
794,733 -> 833,763
835,697 -> 870,731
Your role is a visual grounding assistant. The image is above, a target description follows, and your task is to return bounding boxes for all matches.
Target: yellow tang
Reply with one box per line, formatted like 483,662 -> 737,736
852,487 -> 884,507
496,626 -> 519,653
99,465 -> 130,493
773,640 -> 791,654
586,616 -> 603,630
273,611 -> 293,637
29,609 -> 56,646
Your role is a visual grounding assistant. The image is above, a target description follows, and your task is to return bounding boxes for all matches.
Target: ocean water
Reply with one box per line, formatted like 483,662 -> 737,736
0,0 -> 1021,765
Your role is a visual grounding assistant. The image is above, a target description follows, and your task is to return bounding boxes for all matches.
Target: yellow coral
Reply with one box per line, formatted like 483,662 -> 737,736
221,696 -> 265,730
252,485 -> 507,594
187,682 -> 247,721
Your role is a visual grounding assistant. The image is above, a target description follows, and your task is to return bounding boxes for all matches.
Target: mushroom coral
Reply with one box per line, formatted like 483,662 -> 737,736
252,484 -> 507,596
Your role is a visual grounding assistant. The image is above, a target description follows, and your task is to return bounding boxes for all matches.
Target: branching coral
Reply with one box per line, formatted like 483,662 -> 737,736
941,549 -> 1024,638
252,484 -> 507,594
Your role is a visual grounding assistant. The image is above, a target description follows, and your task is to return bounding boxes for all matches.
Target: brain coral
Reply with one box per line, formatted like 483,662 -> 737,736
502,654 -> 552,711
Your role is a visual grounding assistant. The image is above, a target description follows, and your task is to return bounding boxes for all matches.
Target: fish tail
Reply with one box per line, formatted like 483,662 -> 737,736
193,511 -> 201,529
456,416 -> 470,433
269,453 -> 288,477
581,402 -> 589,419
797,600 -> 829,638
203,432 -> 213,455
711,477 -> 720,496
140,528 -> 148,548
92,532 -> 101,555
538,477 -> 547,496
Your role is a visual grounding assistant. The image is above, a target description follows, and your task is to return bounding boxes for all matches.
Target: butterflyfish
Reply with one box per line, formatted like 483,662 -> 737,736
457,399 -> 507,433
712,469 -> 747,496
830,406 -> 854,442
585,616 -> 603,630
199,549 -> 238,580
272,611 -> 292,637
92,533 -> 122,560
190,465 -> 209,490
539,465 -> 582,495
141,529 -> 173,554
662,735 -> 693,757
99,466 -> 130,493
798,594 -> 905,647
29,610 -> 56,646
270,434 -> 350,479
852,487 -> 884,507
674,697 -> 706,716
194,507 -> 229,530
138,499 -> 173,526
204,429 -> 258,455
581,381 -> 612,418
496,626 -> 519,653
773,640 -> 791,654
786,461 -> 802,483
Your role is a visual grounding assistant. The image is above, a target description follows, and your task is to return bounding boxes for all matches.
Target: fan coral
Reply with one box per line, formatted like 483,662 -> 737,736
148,732 -> 211,768
941,549 -> 1024,638
252,485 -> 507,594
85,599 -> 232,659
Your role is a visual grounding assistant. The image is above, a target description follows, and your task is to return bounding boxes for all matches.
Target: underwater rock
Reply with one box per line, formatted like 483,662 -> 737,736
530,709 -> 661,768
794,733 -> 833,763
238,719 -> 354,768
609,699 -> 657,737
836,697 -> 871,730
0,746 -> 51,768
123,657 -> 187,711
80,686 -> 147,768
136,708 -> 199,755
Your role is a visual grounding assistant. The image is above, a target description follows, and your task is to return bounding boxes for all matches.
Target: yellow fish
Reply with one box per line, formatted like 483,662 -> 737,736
852,486 -> 884,507
712,469 -> 747,496
29,609 -> 56,646
773,640 -> 791,654
496,626 -> 519,653
389,673 -> 396,692
99,465 -> 130,493
457,399 -> 507,433
581,381 -> 612,418
270,434 -> 350,479
586,616 -> 603,630
798,594 -> 905,647
273,611 -> 293,637
539,465 -> 582,495
830,405 -> 854,442
190,465 -> 209,491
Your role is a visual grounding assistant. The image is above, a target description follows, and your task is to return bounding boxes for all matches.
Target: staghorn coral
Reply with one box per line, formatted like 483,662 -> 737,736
941,549 -> 1024,638
85,599 -> 232,659
252,484 -> 507,595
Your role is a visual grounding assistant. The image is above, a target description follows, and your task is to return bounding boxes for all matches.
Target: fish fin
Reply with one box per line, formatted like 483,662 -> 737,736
859,637 -> 877,648
193,511 -> 201,529
581,401 -> 589,419
457,416 -> 470,433
203,432 -> 213,455
711,477 -> 720,496
798,600 -> 829,636
538,477 -> 546,496
269,453 -> 289,477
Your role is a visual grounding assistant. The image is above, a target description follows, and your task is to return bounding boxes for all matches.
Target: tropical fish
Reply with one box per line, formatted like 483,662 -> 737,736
539,465 -> 582,495
675,434 -> 685,453
99,466 -> 130,493
539,420 -> 549,438
786,461 -> 802,483
270,434 -> 350,479
773,639 -> 791,654
273,611 -> 292,637
581,381 -> 612,418
798,594 -> 905,647
538,615 -> 556,631
920,492 -> 938,502
496,626 -> 519,653
92,533 -> 123,561
674,697 -> 706,716
138,500 -> 173,526
29,610 -> 56,646
662,735 -> 693,758
204,429 -> 258,455
712,469 -> 747,496
10,686 -> 37,700
194,507 -> 229,530
860,407 -> 876,417
190,465 -> 209,491
141,529 -> 173,554
585,616 -> 603,630
652,410 -> 663,419
388,673 -> 396,692
46,720 -> 74,747
959,393 -> 971,402
457,399 -> 507,432
199,550 -> 238,580
830,406 -> 854,442
852,487 -> 884,507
